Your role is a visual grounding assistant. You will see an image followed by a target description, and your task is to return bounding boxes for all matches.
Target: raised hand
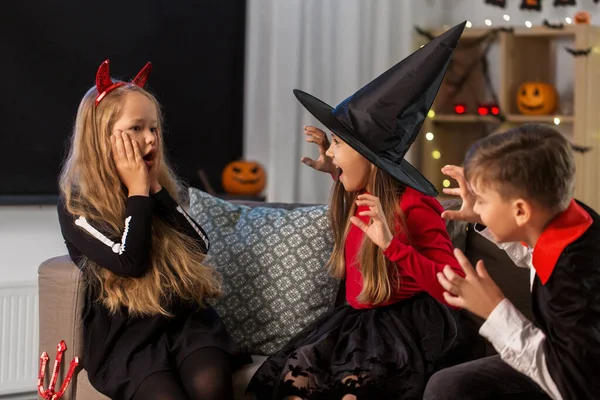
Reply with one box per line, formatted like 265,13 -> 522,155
301,126 -> 337,176
350,194 -> 394,250
110,131 -> 149,197
437,248 -> 506,319
440,165 -> 481,224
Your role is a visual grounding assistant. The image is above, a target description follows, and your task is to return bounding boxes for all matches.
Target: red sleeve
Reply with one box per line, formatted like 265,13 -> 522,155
383,195 -> 464,307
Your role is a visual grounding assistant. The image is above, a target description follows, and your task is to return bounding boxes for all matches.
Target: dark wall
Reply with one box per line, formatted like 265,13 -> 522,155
0,0 -> 246,203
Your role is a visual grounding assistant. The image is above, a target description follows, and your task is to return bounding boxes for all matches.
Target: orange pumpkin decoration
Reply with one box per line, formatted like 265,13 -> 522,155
222,160 -> 266,195
516,82 -> 558,115
574,11 -> 591,25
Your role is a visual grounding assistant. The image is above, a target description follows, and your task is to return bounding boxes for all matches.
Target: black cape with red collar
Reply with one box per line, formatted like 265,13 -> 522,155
532,199 -> 600,399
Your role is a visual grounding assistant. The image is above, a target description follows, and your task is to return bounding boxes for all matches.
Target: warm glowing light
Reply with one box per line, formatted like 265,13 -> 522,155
432,150 -> 441,160
426,132 -> 434,141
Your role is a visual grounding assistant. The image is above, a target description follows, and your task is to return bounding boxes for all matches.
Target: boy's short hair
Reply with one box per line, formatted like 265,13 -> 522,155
463,123 -> 575,212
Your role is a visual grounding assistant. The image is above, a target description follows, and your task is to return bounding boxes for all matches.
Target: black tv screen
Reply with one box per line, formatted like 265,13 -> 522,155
1,0 -> 245,204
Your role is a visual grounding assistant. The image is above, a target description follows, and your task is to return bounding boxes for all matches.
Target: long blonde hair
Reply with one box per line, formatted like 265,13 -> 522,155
328,167 -> 409,305
59,84 -> 221,317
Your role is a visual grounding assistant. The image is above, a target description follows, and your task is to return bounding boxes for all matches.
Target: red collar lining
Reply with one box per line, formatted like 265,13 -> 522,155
532,200 -> 592,284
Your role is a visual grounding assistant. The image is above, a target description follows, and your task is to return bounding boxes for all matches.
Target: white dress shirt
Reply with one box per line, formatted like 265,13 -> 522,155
475,226 -> 563,400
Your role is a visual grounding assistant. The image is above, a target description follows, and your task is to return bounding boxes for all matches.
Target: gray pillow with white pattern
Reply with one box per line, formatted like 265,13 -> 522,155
188,188 -> 338,355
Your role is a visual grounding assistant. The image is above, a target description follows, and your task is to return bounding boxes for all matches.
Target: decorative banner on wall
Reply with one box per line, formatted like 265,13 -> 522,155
520,0 -> 542,10
485,0 -> 507,7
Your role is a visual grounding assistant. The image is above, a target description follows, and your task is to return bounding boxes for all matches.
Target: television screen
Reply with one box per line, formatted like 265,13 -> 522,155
1,0 -> 245,204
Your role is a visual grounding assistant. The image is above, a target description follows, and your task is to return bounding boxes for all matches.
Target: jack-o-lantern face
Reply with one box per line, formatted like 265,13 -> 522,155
222,160 -> 266,195
574,11 -> 591,25
516,82 -> 558,115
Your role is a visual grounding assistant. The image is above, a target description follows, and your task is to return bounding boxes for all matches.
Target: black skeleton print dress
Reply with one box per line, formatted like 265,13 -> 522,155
57,188 -> 251,400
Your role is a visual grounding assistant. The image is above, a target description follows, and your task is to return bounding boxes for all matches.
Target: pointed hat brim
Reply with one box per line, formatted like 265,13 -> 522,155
292,21 -> 467,196
294,88 -> 438,196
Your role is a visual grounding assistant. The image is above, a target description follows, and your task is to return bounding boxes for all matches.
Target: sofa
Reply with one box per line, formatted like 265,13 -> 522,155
38,196 -> 533,400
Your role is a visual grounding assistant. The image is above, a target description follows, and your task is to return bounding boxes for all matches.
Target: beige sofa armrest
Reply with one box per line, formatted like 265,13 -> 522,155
38,256 -> 87,400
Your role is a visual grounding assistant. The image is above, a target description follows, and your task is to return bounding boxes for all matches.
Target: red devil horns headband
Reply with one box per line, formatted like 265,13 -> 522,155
95,59 -> 152,106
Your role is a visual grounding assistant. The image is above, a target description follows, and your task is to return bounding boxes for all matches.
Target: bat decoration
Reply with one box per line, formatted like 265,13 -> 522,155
554,0 -> 576,6
565,47 -> 592,56
571,143 -> 592,153
485,0 -> 507,7
543,19 -> 565,29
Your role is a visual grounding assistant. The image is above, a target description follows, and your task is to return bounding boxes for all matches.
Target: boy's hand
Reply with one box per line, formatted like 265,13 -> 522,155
350,194 -> 394,250
440,165 -> 481,224
301,126 -> 338,176
437,248 -> 506,319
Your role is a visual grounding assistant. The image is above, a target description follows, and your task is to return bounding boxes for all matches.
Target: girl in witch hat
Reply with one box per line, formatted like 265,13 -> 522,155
57,60 -> 251,400
248,22 -> 476,400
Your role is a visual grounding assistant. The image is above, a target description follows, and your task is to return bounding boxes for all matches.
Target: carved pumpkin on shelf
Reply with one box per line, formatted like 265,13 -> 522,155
574,11 -> 591,25
516,82 -> 558,115
222,160 -> 266,195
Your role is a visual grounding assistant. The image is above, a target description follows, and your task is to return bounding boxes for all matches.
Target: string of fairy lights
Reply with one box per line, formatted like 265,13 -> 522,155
422,113 -> 453,188
465,13 -> 578,29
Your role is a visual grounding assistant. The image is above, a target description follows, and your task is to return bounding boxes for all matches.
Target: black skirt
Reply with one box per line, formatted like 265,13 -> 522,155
82,289 -> 252,400
248,293 -> 477,399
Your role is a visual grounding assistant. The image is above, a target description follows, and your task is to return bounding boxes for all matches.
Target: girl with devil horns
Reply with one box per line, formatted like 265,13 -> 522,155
57,60 -> 251,400
248,22 -> 477,400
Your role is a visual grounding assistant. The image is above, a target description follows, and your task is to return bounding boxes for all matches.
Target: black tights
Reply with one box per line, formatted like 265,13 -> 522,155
133,347 -> 233,400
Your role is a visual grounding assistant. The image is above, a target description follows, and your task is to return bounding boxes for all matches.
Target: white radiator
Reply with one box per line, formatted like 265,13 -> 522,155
0,281 -> 38,395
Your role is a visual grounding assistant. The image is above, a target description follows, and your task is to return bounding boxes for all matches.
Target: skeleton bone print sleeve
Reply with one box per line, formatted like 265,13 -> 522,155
57,195 -> 154,277
151,188 -> 210,253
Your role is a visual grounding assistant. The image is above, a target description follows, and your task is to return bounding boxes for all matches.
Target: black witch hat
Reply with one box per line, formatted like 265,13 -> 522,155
294,21 -> 466,196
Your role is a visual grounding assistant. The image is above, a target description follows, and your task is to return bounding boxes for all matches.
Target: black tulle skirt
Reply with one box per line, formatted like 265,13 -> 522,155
247,293 -> 477,400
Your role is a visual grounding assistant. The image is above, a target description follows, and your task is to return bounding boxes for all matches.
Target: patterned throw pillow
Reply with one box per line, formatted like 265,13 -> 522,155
188,188 -> 339,355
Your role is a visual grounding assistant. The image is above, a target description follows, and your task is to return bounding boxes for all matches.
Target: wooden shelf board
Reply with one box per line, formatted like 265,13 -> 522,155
431,25 -> 598,39
436,195 -> 460,203
457,28 -> 495,40
430,114 -> 574,124
430,115 -> 498,123
511,25 -> 589,38
431,27 -> 494,40
506,114 -> 574,123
